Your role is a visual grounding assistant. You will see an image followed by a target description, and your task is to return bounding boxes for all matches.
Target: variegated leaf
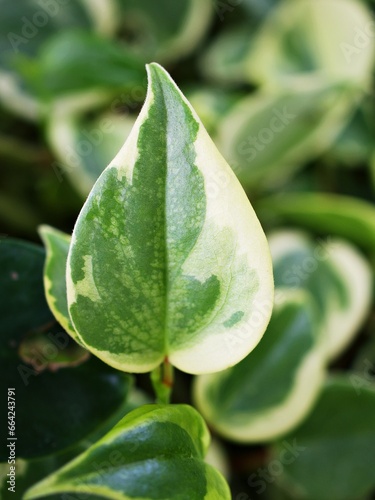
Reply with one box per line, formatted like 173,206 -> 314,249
66,63 -> 273,374
199,27 -> 251,86
258,192 -> 375,251
216,83 -> 356,188
269,230 -> 372,360
246,0 -> 375,89
48,103 -> 136,196
0,238 -> 131,460
25,404 -> 231,500
38,225 -> 84,346
117,0 -> 213,63
194,290 -> 325,442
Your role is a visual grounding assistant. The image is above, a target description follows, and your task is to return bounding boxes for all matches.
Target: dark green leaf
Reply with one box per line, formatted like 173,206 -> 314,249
0,238 -> 131,460
19,31 -> 145,100
117,0 -> 213,62
272,376 -> 375,500
25,404 -> 231,500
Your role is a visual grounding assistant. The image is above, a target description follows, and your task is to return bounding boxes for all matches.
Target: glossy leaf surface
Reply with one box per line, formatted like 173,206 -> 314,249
272,377 -> 375,500
25,404 -> 231,500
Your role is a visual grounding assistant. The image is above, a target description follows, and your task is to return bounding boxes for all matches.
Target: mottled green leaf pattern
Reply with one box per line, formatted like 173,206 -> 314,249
66,63 -> 273,374
25,404 -> 231,500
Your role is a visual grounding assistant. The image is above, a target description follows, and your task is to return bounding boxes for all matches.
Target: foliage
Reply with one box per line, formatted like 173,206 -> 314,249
1,0 -> 375,498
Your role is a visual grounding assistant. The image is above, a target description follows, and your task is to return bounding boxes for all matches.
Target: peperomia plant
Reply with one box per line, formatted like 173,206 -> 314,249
2,1 -> 375,497
24,63 -> 274,499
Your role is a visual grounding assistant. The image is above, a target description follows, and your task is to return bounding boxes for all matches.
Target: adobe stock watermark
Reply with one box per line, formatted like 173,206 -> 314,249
236,439 -> 306,498
225,298 -> 273,351
7,0 -> 72,53
277,236 -> 339,289
52,117 -> 116,183
17,330 -> 74,386
205,155 -> 244,199
340,18 -> 375,63
206,166 -> 234,200
350,358 -> 375,395
237,107 -> 296,164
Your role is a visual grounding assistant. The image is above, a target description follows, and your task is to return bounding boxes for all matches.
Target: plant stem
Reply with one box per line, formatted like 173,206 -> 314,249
150,357 -> 174,405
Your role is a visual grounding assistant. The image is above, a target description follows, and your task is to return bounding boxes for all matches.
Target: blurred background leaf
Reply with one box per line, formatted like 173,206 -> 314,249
271,376 -> 375,500
0,239 -> 132,460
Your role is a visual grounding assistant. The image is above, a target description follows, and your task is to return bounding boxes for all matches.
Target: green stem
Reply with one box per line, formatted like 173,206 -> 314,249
150,357 -> 174,404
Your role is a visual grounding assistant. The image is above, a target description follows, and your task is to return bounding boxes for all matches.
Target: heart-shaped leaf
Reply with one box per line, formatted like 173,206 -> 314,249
25,404 -> 231,500
194,290 -> 325,442
271,376 -> 375,500
0,238 -> 131,460
269,230 -> 372,360
66,63 -> 274,375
